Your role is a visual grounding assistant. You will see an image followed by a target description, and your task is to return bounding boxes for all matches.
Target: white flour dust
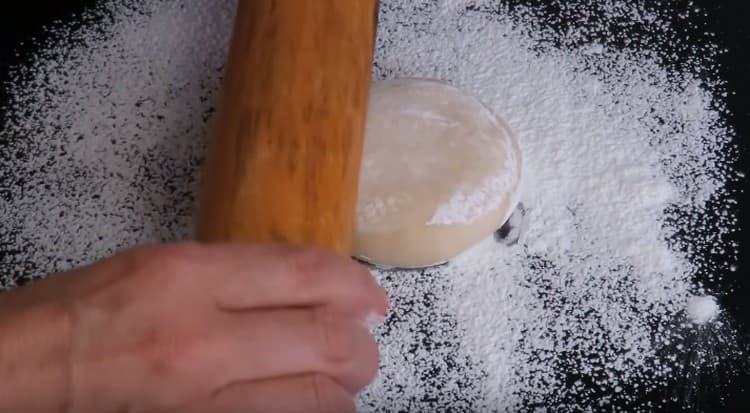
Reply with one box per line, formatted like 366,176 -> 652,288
0,0 -> 745,412
687,296 -> 720,325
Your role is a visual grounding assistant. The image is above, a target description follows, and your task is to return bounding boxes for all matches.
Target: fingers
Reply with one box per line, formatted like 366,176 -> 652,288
192,307 -> 379,394
191,374 -> 355,413
179,242 -> 388,318
101,242 -> 385,412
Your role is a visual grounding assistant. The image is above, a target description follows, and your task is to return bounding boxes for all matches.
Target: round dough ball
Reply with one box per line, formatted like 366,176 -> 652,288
353,78 -> 522,268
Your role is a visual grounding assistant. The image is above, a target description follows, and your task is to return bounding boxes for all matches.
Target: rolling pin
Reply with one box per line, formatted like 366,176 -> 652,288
196,0 -> 378,255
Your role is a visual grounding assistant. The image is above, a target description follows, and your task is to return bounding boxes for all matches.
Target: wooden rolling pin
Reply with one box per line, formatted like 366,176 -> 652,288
196,0 -> 378,255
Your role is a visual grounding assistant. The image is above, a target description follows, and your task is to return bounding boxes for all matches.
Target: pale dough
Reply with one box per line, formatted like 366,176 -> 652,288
353,78 -> 522,268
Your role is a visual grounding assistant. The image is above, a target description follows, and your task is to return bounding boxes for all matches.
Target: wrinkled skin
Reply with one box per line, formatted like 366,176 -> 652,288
0,242 -> 388,413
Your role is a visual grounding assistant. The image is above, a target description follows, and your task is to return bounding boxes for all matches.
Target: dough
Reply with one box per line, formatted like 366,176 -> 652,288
354,78 -> 522,268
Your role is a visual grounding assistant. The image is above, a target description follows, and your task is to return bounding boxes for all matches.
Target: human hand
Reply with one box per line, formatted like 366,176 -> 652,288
0,242 -> 387,413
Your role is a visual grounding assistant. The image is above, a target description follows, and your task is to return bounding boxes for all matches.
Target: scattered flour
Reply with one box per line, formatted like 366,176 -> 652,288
687,296 -> 720,325
0,0 -> 745,412
429,166 -> 520,226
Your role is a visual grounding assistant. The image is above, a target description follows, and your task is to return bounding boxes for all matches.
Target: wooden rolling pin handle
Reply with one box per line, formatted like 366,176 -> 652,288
196,0 -> 378,256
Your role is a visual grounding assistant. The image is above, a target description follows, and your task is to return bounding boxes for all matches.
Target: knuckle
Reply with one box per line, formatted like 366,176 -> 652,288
140,328 -> 173,372
143,333 -> 191,383
283,246 -> 375,301
139,328 -> 207,383
287,245 -> 335,276
128,242 -> 199,276
284,246 -> 338,289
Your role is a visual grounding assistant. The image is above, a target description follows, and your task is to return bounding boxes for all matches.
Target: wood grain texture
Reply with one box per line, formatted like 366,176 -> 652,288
196,0 -> 377,255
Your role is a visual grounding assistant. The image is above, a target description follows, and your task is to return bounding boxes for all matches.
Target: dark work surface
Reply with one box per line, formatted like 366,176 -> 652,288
1,1 -> 748,412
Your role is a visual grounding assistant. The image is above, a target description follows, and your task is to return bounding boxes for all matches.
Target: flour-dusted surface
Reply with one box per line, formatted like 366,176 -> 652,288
0,1 -> 746,412
0,1 -> 232,283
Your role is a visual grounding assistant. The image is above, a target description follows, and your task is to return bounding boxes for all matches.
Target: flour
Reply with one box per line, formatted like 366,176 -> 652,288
0,0 -> 744,411
428,159 -> 519,226
687,296 -> 720,325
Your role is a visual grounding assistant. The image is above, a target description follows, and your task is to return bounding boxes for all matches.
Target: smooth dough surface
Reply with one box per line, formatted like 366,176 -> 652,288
354,78 -> 522,268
